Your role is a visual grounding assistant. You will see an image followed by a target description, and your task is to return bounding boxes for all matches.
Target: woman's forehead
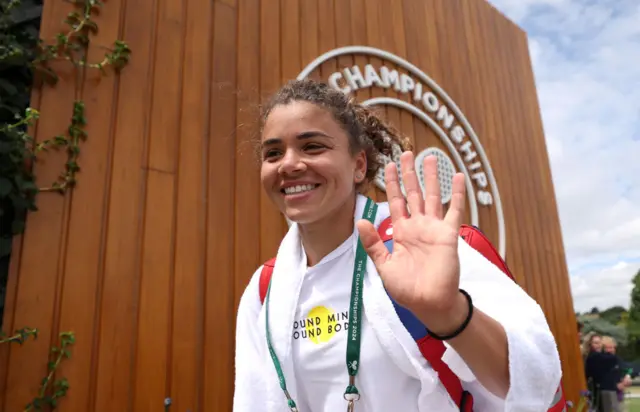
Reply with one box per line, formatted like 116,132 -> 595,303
266,101 -> 329,124
262,102 -> 342,140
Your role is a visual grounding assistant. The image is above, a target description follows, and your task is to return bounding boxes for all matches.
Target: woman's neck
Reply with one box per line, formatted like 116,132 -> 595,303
299,195 -> 357,267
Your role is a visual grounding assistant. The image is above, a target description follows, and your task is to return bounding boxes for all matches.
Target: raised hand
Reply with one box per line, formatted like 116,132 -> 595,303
356,151 -> 468,334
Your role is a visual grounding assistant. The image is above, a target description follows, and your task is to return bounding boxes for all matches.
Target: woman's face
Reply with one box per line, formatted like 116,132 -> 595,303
603,342 -> 616,354
260,101 -> 366,224
590,336 -> 602,352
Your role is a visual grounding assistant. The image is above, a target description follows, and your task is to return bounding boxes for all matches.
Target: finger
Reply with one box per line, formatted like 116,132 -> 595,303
384,161 -> 408,221
399,151 -> 424,215
422,155 -> 443,219
444,172 -> 466,228
356,219 -> 391,268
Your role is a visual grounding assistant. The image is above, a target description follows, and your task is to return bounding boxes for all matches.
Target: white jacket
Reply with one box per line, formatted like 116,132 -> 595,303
233,195 -> 562,411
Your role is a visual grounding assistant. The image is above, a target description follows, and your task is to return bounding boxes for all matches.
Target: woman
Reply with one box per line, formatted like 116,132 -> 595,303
583,333 -> 603,360
602,336 -> 631,409
583,333 -> 604,409
585,335 -> 631,412
233,79 -> 562,411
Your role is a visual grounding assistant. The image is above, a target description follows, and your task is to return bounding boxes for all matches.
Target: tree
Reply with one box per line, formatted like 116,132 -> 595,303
627,270 -> 640,341
600,306 -> 627,325
579,315 -> 628,345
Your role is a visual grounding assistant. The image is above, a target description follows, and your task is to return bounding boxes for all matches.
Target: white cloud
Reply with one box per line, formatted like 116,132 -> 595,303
570,259 -> 638,312
488,0 -> 640,311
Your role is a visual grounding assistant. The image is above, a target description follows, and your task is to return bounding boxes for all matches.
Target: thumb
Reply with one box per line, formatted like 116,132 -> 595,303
356,219 -> 390,268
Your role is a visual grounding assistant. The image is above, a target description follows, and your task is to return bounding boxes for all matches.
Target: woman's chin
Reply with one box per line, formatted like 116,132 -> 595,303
283,211 -> 314,225
283,207 -> 324,226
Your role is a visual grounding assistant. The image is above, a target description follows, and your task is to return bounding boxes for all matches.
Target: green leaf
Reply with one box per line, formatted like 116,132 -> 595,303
0,177 -> 12,197
12,219 -> 25,234
0,236 -> 12,258
21,180 -> 38,193
0,78 -> 18,96
0,141 -> 13,153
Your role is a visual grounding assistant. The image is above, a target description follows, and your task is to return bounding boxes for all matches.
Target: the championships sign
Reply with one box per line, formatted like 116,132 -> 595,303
297,46 -> 505,257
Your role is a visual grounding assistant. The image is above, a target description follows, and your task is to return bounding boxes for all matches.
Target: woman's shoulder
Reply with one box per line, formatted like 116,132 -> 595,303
238,265 -> 264,311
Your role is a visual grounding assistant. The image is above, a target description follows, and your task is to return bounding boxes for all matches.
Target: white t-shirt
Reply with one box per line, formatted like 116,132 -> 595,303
291,233 -> 422,411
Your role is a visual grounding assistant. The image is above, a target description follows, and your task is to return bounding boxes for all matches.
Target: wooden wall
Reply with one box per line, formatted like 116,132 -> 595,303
0,0 -> 584,410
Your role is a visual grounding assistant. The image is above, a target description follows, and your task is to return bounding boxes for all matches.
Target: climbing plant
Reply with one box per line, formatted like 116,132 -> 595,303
0,0 -> 42,326
0,328 -> 76,411
1,0 -> 42,264
0,0 -> 130,409
0,0 -> 130,260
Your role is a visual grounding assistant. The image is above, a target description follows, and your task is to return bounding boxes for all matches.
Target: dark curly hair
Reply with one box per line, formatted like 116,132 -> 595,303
261,79 -> 412,191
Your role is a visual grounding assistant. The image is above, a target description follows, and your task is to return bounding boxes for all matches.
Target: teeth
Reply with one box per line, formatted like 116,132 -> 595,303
284,184 -> 316,195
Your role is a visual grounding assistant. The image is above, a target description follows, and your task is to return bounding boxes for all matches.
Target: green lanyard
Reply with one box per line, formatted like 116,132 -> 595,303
265,198 -> 378,412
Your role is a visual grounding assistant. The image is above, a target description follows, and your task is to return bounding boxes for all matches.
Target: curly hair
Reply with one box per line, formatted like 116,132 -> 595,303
261,79 -> 412,191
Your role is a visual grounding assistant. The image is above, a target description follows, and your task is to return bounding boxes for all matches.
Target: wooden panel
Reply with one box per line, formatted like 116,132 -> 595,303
233,0 -> 261,319
204,2 -> 237,411
131,0 -> 186,408
169,0 -> 213,409
1,0 -> 584,409
91,0 -> 159,408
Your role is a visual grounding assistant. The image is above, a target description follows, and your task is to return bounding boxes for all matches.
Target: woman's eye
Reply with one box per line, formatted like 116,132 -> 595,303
304,143 -> 325,151
263,149 -> 281,159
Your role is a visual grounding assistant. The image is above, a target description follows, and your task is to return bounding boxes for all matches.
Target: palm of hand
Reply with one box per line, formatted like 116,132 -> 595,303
357,152 -> 467,316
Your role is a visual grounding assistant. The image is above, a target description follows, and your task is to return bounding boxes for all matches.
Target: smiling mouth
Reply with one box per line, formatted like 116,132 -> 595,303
281,184 -> 320,195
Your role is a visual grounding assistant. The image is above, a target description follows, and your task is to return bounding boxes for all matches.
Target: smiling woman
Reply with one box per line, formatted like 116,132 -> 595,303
258,80 -> 411,257
233,79 -> 563,412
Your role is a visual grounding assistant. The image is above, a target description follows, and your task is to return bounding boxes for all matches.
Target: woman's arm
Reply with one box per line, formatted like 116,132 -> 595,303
417,240 -> 562,410
420,295 -> 511,397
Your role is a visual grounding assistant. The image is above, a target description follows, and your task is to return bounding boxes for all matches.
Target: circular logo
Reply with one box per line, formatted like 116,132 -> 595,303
415,147 -> 457,204
297,46 -> 506,257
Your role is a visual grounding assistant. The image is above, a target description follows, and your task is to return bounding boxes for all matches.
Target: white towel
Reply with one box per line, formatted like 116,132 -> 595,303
233,194 -> 562,412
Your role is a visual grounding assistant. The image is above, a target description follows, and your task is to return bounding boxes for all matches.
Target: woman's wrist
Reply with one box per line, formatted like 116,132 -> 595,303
414,291 -> 471,338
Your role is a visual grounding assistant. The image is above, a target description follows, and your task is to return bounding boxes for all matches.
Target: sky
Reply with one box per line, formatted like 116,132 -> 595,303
487,0 -> 640,313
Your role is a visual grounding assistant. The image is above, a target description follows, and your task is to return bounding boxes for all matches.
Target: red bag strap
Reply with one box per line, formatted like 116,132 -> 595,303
458,224 -> 514,280
258,257 -> 276,304
547,384 -> 568,412
416,336 -> 474,412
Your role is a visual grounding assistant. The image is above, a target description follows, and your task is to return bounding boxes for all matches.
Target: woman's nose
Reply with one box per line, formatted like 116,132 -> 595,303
278,150 -> 306,175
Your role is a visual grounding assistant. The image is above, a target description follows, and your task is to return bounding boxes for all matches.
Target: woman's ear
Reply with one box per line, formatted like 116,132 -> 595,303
354,150 -> 367,183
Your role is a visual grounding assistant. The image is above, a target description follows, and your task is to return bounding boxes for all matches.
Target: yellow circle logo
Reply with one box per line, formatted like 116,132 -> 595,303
292,306 -> 350,345
307,306 -> 337,344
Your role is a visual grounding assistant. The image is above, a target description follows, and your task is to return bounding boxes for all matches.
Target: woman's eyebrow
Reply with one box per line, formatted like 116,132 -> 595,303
261,131 -> 332,147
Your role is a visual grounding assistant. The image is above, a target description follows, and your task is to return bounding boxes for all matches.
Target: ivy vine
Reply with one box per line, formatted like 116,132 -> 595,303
0,0 -> 130,259
0,328 -> 76,411
1,0 -> 130,409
